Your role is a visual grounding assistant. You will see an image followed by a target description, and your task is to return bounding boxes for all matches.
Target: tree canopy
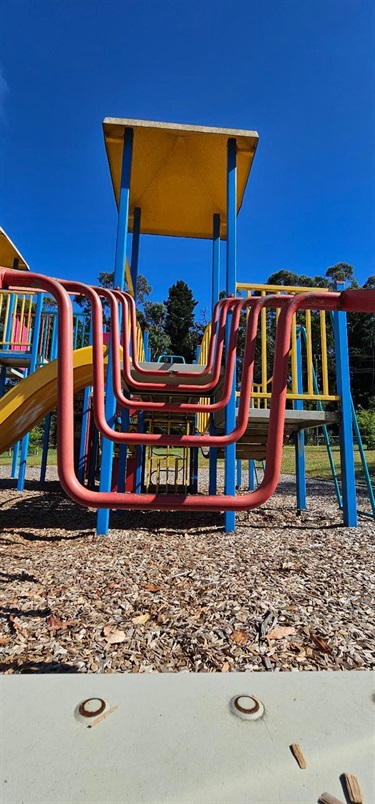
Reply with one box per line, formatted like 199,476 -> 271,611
164,280 -> 199,362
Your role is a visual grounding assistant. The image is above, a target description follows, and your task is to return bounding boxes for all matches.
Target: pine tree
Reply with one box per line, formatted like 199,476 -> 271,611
164,280 -> 198,362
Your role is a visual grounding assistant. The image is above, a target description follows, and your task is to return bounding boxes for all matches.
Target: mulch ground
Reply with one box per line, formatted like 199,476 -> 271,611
0,466 -> 373,674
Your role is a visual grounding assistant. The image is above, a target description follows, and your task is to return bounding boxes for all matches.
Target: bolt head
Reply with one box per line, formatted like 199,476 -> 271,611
230,694 -> 265,721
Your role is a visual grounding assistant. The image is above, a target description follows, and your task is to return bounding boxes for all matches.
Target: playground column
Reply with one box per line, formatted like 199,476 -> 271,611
78,318 -> 93,484
130,207 -> 141,294
295,328 -> 306,511
40,313 -> 58,483
97,127 -> 134,536
143,330 -> 151,361
248,460 -> 255,491
209,213 -> 220,496
17,292 -> 44,491
224,138 -> 237,532
332,282 -> 357,526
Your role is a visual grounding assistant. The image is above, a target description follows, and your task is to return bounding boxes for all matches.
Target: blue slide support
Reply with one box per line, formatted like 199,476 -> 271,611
97,127 -> 134,535
332,282 -> 357,526
209,213 -> 220,496
17,292 -> 44,491
295,328 -> 306,511
248,460 -> 255,491
224,138 -> 237,532
40,314 -> 58,483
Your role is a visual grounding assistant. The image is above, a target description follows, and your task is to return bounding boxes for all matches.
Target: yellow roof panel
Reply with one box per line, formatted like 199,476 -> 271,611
0,228 -> 30,270
103,118 -> 259,239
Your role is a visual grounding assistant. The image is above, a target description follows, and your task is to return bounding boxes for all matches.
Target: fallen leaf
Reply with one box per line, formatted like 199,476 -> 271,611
46,614 -> 74,630
230,629 -> 250,646
102,624 -> 126,644
267,626 -> 296,640
132,613 -> 150,625
310,633 -> 332,654
0,636 -> 10,646
221,661 -> 230,672
141,584 -> 162,592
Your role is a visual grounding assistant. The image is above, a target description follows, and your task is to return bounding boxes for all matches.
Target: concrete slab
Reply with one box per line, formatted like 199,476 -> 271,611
2,672 -> 373,804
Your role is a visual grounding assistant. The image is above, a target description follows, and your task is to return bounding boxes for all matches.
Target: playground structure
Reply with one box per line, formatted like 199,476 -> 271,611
0,119 -> 374,535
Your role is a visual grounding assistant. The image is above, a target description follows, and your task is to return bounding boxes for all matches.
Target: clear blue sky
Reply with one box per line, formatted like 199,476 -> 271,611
1,0 -> 374,316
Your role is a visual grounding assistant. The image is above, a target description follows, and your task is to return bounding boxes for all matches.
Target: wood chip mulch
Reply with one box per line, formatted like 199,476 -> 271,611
0,466 -> 373,674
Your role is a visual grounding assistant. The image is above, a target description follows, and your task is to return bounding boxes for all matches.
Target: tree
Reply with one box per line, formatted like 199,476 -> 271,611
75,271 -> 151,326
164,280 -> 198,362
141,302 -> 171,360
325,262 -> 358,287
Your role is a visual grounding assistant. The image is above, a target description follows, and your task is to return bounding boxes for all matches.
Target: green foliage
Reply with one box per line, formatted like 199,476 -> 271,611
356,409 -> 375,448
28,423 -> 44,453
75,271 -> 151,326
141,301 -> 171,360
164,280 -> 199,362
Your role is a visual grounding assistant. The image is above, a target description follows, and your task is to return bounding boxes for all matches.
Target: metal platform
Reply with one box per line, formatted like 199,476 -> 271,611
1,672 -> 373,804
215,408 -> 340,460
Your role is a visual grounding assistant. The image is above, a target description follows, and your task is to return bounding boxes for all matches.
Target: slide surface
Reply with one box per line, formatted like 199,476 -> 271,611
0,346 -> 108,454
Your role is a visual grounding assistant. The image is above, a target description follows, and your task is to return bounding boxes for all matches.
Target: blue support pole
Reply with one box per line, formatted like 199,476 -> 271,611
17,292 -> 44,491
248,460 -> 255,491
294,328 -> 306,511
130,207 -> 141,298
97,128 -> 134,536
332,282 -> 357,526
11,440 -> 20,478
236,458 -> 242,489
143,330 -> 151,361
135,410 -> 144,493
40,313 -> 58,483
78,318 -> 93,484
212,213 -> 221,310
209,214 -> 220,496
224,138 -> 237,532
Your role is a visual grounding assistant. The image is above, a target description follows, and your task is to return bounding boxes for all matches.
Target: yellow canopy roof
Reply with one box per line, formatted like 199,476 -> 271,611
103,118 -> 259,240
0,227 -> 30,270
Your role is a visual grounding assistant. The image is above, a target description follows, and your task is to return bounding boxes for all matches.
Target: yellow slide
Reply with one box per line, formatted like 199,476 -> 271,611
0,346 -> 108,454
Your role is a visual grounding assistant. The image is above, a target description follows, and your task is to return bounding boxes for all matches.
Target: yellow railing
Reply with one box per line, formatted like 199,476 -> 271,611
196,322 -> 212,434
143,417 -> 192,493
136,320 -> 145,362
236,282 -> 340,407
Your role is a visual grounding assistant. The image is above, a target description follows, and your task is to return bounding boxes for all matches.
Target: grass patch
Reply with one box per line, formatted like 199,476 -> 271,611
1,445 -> 374,484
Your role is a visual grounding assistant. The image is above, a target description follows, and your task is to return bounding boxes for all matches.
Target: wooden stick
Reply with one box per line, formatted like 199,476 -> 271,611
342,773 -> 364,804
318,794 -> 344,804
87,704 -> 119,728
289,743 -> 307,769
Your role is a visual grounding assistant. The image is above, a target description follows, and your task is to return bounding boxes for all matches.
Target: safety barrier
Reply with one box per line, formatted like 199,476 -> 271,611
237,282 -> 340,407
2,269 -> 373,513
